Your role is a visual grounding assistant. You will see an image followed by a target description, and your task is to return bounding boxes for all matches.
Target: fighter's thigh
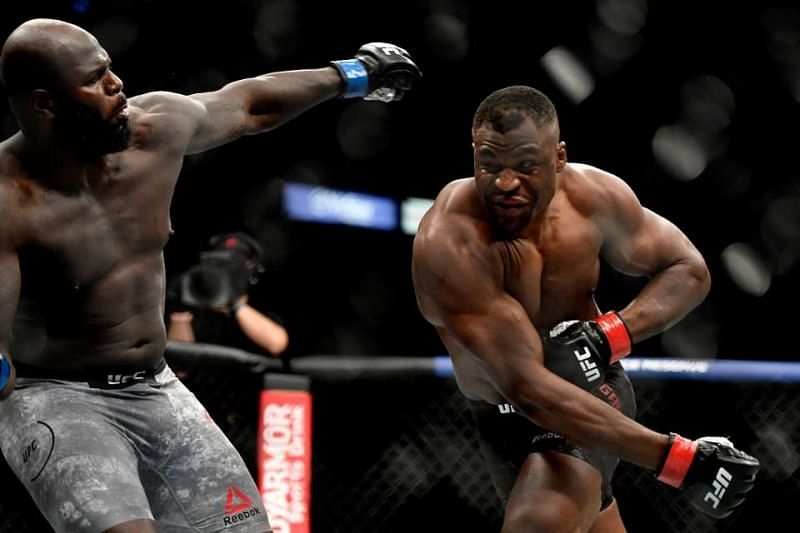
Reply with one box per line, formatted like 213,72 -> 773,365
0,393 -> 151,532
142,380 -> 268,532
502,451 -> 603,533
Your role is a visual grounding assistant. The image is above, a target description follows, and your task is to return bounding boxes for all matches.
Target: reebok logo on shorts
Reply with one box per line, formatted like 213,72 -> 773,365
223,485 -> 261,526
225,485 -> 252,514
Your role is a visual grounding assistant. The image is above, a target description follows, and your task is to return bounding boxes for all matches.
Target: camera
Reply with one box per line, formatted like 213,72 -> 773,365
173,233 -> 265,310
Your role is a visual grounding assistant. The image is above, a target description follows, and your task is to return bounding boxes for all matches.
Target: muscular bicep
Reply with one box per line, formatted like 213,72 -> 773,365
586,169 -> 709,341
185,70 -> 340,155
411,227 -> 546,395
180,78 -> 300,154
185,87 -> 251,154
129,90 -> 249,155
135,69 -> 340,156
602,208 -> 702,277
598,180 -> 704,277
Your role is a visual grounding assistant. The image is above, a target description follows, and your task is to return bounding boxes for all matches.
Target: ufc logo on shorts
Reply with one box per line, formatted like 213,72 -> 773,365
106,370 -> 146,385
704,467 -> 732,509
498,403 -> 517,414
573,347 -> 601,383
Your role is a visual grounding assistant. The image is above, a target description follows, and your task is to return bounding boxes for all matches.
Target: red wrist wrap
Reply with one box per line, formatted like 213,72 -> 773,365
657,433 -> 697,488
594,311 -> 632,363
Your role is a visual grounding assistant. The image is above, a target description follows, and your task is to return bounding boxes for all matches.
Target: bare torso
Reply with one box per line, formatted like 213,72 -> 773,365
1,105 -> 184,371
416,166 -> 606,402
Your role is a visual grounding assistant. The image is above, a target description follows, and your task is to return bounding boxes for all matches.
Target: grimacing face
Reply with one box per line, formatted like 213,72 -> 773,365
472,115 -> 565,234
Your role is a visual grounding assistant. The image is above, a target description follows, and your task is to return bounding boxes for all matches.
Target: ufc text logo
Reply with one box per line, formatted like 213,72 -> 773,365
22,439 -> 38,463
498,403 -> 517,414
704,467 -> 732,509
573,347 -> 601,383
106,370 -> 146,385
379,45 -> 404,56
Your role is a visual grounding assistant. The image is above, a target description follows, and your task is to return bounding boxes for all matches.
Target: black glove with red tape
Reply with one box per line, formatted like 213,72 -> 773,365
657,433 -> 759,519
543,311 -> 632,391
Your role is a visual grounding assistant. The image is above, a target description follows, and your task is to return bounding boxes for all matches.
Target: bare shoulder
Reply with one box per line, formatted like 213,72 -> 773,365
559,162 -> 642,217
413,178 -> 503,324
127,91 -> 205,150
414,177 -> 496,277
129,91 -> 203,115
416,178 -> 483,248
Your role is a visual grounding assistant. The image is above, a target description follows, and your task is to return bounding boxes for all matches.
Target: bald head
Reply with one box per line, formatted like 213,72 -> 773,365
1,18 -> 99,97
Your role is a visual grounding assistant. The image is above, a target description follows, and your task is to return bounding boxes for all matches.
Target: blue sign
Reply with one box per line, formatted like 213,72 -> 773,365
284,183 -> 397,230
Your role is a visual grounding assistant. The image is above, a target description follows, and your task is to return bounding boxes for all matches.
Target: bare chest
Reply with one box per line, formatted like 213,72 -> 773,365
498,220 -> 602,329
20,164 -> 175,285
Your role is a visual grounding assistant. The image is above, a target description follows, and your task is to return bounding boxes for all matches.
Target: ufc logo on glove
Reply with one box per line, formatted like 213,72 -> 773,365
704,467 -> 733,509
378,45 -> 404,56
573,347 -> 601,383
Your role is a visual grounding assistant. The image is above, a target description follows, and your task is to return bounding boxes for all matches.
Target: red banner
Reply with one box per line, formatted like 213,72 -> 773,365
257,389 -> 312,533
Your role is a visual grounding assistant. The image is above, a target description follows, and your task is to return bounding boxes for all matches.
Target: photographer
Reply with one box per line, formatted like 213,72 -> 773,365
167,232 -> 289,356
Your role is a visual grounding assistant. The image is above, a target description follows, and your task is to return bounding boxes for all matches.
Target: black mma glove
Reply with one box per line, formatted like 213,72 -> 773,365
657,433 -> 760,519
543,311 -> 632,391
331,42 -> 422,102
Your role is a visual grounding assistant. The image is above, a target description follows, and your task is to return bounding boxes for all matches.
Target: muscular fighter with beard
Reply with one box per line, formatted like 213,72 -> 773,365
0,18 -> 419,533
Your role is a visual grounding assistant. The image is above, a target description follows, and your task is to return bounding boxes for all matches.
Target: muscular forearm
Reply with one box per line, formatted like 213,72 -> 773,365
461,316 -> 670,470
511,374 -> 670,469
619,259 -> 710,343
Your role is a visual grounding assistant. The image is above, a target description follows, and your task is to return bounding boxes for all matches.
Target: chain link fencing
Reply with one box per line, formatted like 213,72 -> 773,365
0,346 -> 795,532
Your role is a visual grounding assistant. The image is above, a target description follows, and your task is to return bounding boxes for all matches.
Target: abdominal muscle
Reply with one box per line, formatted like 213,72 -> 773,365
13,254 -> 169,371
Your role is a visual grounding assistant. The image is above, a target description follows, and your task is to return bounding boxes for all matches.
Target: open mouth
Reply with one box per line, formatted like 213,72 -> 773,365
113,100 -> 129,119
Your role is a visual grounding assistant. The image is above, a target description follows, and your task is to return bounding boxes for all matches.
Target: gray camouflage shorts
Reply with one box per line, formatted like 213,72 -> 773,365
0,362 -> 271,533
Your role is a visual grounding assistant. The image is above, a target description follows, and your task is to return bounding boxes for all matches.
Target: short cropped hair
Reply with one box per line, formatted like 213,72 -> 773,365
472,85 -> 558,134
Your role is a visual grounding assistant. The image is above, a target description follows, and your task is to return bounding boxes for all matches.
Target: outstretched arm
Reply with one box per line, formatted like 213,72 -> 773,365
132,43 -> 421,156
184,67 -> 344,154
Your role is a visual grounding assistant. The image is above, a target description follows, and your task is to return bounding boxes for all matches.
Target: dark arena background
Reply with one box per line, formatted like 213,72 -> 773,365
1,1 -> 799,532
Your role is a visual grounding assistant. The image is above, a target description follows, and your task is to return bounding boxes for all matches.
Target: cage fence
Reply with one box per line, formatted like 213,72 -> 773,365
0,346 -> 796,533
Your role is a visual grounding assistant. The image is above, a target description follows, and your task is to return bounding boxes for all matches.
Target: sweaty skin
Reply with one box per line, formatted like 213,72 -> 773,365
412,115 -> 710,471
0,20 -> 342,384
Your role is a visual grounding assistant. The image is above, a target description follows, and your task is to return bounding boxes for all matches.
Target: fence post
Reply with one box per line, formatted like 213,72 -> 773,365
257,373 -> 313,533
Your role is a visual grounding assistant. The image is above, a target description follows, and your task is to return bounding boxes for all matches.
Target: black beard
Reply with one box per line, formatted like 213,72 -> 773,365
54,100 -> 132,157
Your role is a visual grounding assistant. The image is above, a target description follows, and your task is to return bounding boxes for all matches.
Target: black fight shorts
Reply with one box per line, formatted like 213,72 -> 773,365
468,362 -> 636,511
